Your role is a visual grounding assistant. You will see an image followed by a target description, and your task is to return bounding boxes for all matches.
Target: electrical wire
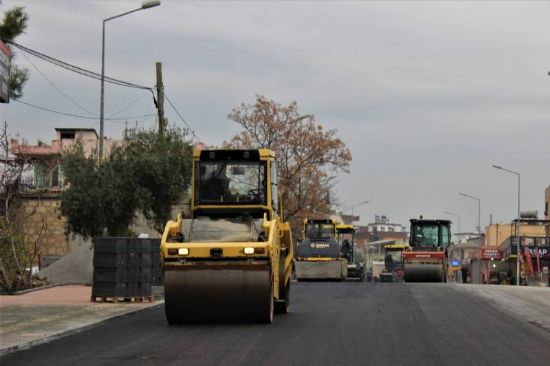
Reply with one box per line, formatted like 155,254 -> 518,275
14,99 -> 156,121
162,92 -> 202,144
20,52 -> 98,117
3,38 -> 153,91
4,39 -> 204,143
108,91 -> 151,118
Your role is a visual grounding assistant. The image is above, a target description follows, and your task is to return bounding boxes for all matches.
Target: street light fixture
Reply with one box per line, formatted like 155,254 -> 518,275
443,210 -> 461,236
443,210 -> 461,242
99,0 -> 161,160
459,192 -> 481,234
350,200 -> 369,222
492,164 -> 521,287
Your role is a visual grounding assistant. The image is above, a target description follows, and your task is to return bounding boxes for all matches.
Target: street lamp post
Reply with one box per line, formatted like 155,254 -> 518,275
444,210 -> 461,266
350,200 -> 369,222
443,210 -> 461,239
492,164 -> 521,287
99,0 -> 161,160
459,192 -> 481,234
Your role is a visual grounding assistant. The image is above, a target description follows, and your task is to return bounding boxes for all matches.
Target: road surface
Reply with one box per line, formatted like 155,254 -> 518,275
2,282 -> 549,366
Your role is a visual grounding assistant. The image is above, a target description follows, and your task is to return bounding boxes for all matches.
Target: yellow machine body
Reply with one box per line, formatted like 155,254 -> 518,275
294,218 -> 347,280
161,148 -> 293,323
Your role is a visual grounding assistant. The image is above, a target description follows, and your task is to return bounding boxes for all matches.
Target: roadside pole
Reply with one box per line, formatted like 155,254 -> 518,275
156,62 -> 165,137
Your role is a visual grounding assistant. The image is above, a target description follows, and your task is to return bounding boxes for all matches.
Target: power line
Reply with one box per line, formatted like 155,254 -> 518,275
4,39 -> 204,143
108,91 -> 152,119
4,38 -> 153,91
163,92 -> 202,144
20,52 -> 98,117
14,99 -> 156,121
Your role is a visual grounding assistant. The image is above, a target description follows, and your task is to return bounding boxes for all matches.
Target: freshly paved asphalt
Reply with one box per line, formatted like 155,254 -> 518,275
2,282 -> 549,366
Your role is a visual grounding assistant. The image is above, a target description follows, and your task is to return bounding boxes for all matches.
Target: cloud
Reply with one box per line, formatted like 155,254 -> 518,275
3,0 -> 550,231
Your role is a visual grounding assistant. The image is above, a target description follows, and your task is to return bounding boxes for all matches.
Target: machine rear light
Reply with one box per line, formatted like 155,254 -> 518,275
243,247 -> 255,255
178,248 -> 189,256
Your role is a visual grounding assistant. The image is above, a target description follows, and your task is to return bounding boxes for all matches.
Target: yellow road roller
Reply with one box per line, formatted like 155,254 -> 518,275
294,218 -> 347,280
161,148 -> 293,323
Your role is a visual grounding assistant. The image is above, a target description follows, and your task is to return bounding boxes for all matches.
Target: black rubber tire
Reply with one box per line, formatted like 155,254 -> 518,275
275,280 -> 290,314
263,282 -> 274,323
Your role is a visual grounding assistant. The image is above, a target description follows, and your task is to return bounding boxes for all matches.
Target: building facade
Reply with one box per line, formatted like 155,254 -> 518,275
10,128 -> 118,264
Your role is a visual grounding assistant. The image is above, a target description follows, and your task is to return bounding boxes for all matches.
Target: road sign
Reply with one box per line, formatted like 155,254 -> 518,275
480,247 -> 503,260
0,40 -> 11,103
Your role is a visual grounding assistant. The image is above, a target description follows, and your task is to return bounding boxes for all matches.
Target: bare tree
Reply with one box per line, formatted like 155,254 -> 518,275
226,95 -> 352,238
0,122 -> 45,292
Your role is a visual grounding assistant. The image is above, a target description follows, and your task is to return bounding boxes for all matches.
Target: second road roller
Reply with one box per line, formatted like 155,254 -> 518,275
403,217 -> 450,282
160,148 -> 293,323
294,218 -> 347,280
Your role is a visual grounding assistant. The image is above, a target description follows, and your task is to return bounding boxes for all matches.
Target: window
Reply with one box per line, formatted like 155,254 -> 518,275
270,161 -> 278,213
414,224 -> 439,247
60,132 -> 75,139
306,223 -> 335,240
441,225 -> 450,247
195,161 -> 267,205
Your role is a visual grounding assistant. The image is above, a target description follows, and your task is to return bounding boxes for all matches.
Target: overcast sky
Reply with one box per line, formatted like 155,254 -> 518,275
1,0 -> 549,233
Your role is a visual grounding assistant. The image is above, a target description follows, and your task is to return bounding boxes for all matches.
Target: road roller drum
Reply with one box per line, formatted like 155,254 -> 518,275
403,263 -> 444,282
164,264 -> 272,323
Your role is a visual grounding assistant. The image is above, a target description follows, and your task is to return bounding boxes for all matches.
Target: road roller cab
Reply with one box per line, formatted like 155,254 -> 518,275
336,224 -> 365,281
403,218 -> 450,282
294,218 -> 347,280
161,148 -> 293,324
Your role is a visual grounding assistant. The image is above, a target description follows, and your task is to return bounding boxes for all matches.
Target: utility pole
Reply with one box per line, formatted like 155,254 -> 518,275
156,62 -> 165,137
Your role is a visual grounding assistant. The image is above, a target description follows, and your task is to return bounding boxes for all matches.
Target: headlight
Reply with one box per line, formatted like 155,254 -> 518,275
243,247 -> 255,255
178,248 -> 189,256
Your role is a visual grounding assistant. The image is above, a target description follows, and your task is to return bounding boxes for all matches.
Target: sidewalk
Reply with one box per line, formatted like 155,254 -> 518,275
453,283 -> 550,333
0,285 -> 162,355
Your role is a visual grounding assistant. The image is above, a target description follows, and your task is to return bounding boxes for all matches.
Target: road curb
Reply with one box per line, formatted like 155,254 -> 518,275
0,302 -> 163,356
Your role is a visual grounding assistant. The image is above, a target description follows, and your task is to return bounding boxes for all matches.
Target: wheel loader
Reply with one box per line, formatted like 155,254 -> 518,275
403,218 -> 450,282
336,224 -> 365,281
294,218 -> 347,280
160,148 -> 293,323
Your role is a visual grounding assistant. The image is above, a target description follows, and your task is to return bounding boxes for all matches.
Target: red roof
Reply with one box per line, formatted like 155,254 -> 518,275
10,138 -> 62,157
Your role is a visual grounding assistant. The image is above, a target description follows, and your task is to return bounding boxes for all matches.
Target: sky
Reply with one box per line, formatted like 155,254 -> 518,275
1,0 -> 549,233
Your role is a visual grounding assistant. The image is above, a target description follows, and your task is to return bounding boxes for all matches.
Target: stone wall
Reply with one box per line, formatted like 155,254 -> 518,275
15,193 -> 70,258
14,194 -> 189,262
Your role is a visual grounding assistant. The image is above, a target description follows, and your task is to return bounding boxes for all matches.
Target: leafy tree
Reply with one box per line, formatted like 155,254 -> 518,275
61,127 -> 193,238
226,95 -> 352,237
0,3 -> 29,99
